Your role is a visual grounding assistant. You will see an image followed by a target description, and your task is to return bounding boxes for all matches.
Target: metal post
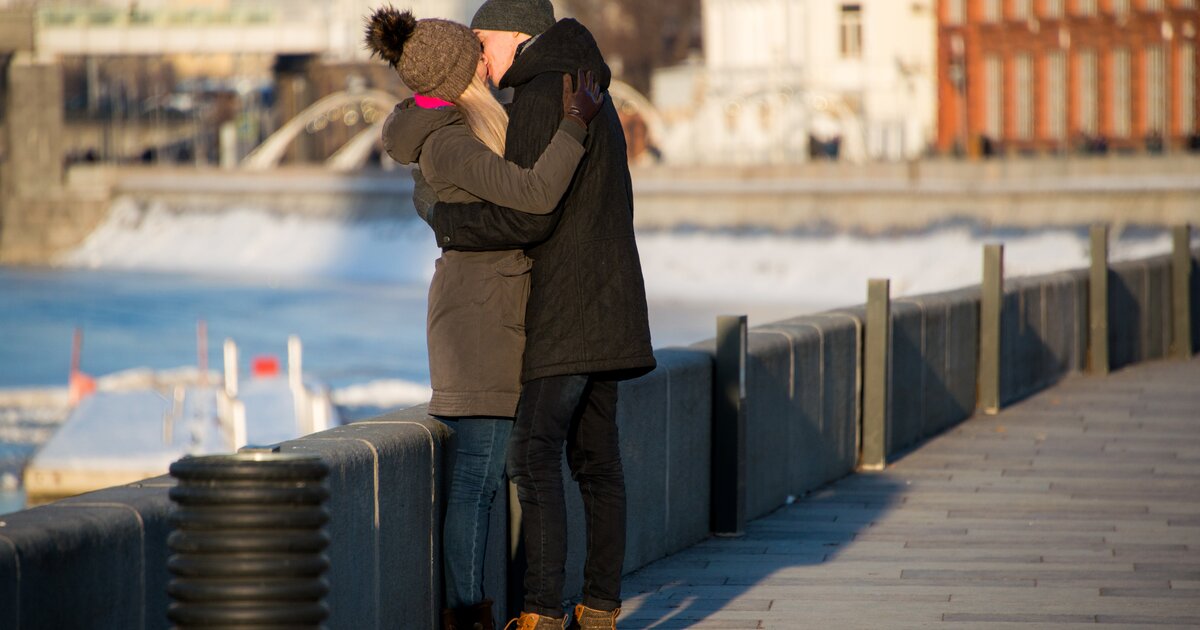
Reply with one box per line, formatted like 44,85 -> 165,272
712,315 -> 747,536
1172,224 -> 1193,359
980,245 -> 1004,413
862,279 -> 890,471
1089,225 -> 1110,375
197,320 -> 209,387
288,335 -> 303,395
223,339 -> 239,399
288,335 -> 311,434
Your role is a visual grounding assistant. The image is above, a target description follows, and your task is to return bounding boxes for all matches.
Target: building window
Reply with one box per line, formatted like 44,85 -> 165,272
1111,0 -> 1130,17
946,0 -> 965,24
1015,53 -> 1034,139
1182,43 -> 1196,135
840,4 -> 863,59
1146,46 -> 1166,135
1047,51 -> 1067,140
760,102 -> 772,131
1074,0 -> 1097,16
1044,0 -> 1064,18
986,54 -> 1004,138
1179,0 -> 1197,10
1143,0 -> 1164,11
1078,48 -> 1098,134
984,0 -> 1001,22
1111,48 -> 1131,137
1013,0 -> 1032,19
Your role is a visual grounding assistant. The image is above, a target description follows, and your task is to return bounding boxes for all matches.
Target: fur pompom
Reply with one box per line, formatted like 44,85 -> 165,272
364,6 -> 417,67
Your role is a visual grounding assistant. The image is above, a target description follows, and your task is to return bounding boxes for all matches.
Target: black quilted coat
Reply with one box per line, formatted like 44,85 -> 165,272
427,18 -> 656,382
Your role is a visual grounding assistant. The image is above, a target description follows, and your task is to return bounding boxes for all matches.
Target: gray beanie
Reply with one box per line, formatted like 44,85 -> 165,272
470,0 -> 555,35
365,8 -> 481,101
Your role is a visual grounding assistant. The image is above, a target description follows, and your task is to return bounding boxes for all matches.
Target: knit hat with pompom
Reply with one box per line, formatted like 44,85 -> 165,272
364,6 -> 480,101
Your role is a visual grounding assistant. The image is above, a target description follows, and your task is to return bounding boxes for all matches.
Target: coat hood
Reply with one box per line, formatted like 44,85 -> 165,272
500,19 -> 611,91
382,98 -> 465,165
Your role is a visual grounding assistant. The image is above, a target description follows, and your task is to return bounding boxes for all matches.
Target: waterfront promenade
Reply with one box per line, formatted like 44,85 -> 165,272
618,357 -> 1200,629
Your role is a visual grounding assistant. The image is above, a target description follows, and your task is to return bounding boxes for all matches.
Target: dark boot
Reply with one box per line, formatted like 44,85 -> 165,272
566,604 -> 619,630
444,599 -> 495,630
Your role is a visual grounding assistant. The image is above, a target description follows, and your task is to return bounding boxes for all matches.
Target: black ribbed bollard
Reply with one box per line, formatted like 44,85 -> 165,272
167,453 -> 331,629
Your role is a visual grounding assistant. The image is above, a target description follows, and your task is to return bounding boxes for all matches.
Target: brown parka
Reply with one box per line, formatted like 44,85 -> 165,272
383,99 -> 587,417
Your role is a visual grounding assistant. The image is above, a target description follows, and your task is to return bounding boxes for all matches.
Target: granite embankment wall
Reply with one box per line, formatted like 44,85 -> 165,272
1,247 -> 1196,629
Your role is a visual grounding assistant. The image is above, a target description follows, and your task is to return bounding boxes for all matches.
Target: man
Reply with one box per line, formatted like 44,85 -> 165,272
414,1 -> 655,628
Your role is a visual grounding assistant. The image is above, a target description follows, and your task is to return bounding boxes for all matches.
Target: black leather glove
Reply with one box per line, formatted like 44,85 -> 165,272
411,167 -> 436,224
562,69 -> 604,129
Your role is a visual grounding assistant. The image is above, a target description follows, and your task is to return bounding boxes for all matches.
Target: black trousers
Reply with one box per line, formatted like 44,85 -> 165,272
507,374 -> 625,617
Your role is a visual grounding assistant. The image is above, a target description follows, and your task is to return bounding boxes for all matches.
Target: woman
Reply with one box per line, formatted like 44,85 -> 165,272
364,8 -> 603,630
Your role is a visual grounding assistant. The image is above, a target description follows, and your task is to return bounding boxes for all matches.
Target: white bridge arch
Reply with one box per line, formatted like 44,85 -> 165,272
608,80 -> 665,147
244,81 -> 667,171
242,89 -> 399,171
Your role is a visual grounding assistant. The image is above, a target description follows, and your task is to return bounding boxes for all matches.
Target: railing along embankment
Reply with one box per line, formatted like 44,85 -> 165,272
1,227 -> 1197,629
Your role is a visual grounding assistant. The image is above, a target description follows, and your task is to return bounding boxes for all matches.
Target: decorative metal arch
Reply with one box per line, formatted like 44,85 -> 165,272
801,91 -> 867,164
607,80 -> 665,151
722,87 -> 868,164
244,83 -> 669,171
241,89 -> 399,171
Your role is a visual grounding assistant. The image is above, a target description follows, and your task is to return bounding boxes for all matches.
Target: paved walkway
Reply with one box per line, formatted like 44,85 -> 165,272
620,357 -> 1200,629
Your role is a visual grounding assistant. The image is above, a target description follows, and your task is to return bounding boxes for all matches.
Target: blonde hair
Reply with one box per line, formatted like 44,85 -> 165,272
454,75 -> 509,156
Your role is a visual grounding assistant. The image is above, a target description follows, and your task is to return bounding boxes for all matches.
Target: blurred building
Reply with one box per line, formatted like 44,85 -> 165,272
651,0 -> 937,165
23,0 -> 484,61
937,0 -> 1200,156
8,1 -> 485,166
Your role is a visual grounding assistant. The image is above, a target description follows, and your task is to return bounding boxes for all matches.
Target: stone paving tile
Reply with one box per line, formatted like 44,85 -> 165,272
654,586 -> 953,602
1095,616 -> 1200,626
943,600 -> 1200,618
630,598 -> 775,612
1100,588 -> 1200,597
941,613 -> 1096,623
620,620 -> 761,629
833,550 -> 1046,564
617,358 -> 1200,628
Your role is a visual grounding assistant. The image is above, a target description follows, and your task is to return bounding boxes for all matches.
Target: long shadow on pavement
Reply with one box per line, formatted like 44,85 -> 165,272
618,475 -> 906,629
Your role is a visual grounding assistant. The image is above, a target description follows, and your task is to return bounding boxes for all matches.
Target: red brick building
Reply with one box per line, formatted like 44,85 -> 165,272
937,0 -> 1200,155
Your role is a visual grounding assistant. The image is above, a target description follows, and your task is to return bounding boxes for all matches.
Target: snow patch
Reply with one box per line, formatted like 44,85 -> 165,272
64,198 -> 440,284
331,379 -> 432,409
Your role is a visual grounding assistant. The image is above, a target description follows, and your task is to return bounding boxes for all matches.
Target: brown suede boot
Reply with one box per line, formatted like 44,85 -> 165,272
503,611 -> 565,630
444,600 -> 495,630
566,604 -> 620,630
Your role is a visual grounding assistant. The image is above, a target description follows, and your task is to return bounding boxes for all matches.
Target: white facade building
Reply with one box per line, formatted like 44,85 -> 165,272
653,0 -> 936,164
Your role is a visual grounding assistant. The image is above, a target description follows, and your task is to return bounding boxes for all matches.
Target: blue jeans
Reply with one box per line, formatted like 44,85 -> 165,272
441,416 -> 513,609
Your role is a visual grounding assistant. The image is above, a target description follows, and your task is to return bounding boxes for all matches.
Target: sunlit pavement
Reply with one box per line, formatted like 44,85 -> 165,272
619,357 -> 1200,629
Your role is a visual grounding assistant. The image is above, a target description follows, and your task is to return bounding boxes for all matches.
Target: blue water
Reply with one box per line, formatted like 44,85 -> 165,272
0,263 -> 806,515
0,267 -> 433,389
